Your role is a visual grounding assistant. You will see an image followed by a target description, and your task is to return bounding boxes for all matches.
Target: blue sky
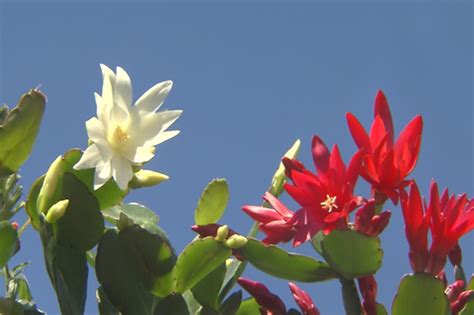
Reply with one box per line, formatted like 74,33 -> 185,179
0,2 -> 472,314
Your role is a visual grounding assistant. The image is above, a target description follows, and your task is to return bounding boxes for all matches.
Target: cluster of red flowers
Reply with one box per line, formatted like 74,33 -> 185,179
241,90 -> 474,314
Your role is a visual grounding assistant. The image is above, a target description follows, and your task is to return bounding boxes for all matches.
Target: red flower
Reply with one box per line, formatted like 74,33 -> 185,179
427,181 -> 474,274
242,192 -> 297,245
400,180 -> 474,274
288,282 -> 320,315
282,135 -> 363,245
237,278 -> 286,315
346,90 -> 423,204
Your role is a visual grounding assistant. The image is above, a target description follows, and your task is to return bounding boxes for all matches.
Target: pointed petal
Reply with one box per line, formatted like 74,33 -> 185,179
394,115 -> 423,174
369,116 -> 388,151
130,110 -> 182,146
378,150 -> 398,187
263,192 -> 294,218
111,155 -> 133,190
73,144 -> 111,170
94,161 -> 112,190
85,117 -> 106,143
135,80 -> 173,115
312,135 -> 330,176
346,113 -> 372,152
373,90 -> 394,145
346,150 -> 363,189
146,130 -> 180,147
329,145 -> 345,181
100,64 -> 116,108
114,66 -> 133,110
122,146 -> 155,164
242,205 -> 283,223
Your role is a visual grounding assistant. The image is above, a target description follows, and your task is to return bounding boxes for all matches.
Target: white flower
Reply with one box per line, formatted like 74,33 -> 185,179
74,64 -> 182,190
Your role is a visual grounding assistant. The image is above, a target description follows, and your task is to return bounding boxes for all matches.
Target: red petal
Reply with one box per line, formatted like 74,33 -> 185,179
263,192 -> 294,219
289,282 -> 320,315
312,135 -> 330,176
242,205 -> 283,223
369,116 -> 388,151
346,149 -> 363,189
394,115 -> 423,175
346,113 -> 372,152
373,90 -> 394,146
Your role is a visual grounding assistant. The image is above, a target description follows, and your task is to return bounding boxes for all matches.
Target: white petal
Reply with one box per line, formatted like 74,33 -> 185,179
122,146 -> 155,164
111,155 -> 133,190
145,130 -> 180,147
159,110 -> 182,131
85,117 -> 106,143
94,161 -> 112,190
95,93 -> 109,128
73,144 -> 108,170
114,66 -> 133,110
134,80 -> 173,116
102,69 -> 115,117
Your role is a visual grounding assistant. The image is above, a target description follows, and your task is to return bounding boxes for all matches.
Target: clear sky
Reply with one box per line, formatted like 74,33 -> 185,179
0,1 -> 472,314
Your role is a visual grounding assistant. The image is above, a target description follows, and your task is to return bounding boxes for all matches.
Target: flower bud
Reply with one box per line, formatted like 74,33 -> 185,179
37,156 -> 63,213
129,169 -> 169,189
117,213 -> 134,231
270,139 -> 301,196
237,278 -> 286,315
215,225 -> 229,241
225,235 -> 248,249
45,199 -> 69,223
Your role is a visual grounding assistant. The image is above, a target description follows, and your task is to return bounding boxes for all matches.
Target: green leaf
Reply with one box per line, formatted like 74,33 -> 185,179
61,149 -> 125,210
103,203 -> 159,227
0,89 -> 45,175
319,229 -> 383,279
119,224 -> 176,297
269,139 -> 301,197
0,220 -> 18,268
174,237 -> 232,293
459,275 -> 474,315
219,290 -> 242,315
392,273 -> 450,315
96,287 -> 120,315
376,303 -> 388,315
52,173 -> 104,251
194,179 -> 229,225
218,258 -> 246,302
154,294 -> 190,315
96,228 -> 154,315
0,298 -> 45,315
235,298 -> 260,315
40,223 -> 88,315
236,238 -> 337,282
192,262 -> 227,310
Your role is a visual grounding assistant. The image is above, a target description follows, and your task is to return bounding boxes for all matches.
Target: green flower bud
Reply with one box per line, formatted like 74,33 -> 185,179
215,225 -> 229,241
129,169 -> 169,189
37,155 -> 64,213
225,235 -> 248,249
270,139 -> 301,197
45,199 -> 69,223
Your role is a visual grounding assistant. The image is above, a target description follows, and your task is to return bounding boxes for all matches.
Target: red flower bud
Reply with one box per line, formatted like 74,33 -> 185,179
237,278 -> 286,315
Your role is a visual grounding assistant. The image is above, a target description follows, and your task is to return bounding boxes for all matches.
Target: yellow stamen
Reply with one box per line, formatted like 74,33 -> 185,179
321,194 -> 338,213
111,126 -> 129,148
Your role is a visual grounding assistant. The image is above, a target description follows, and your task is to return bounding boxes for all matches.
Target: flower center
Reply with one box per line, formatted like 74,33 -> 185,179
321,194 -> 338,213
110,126 -> 130,149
